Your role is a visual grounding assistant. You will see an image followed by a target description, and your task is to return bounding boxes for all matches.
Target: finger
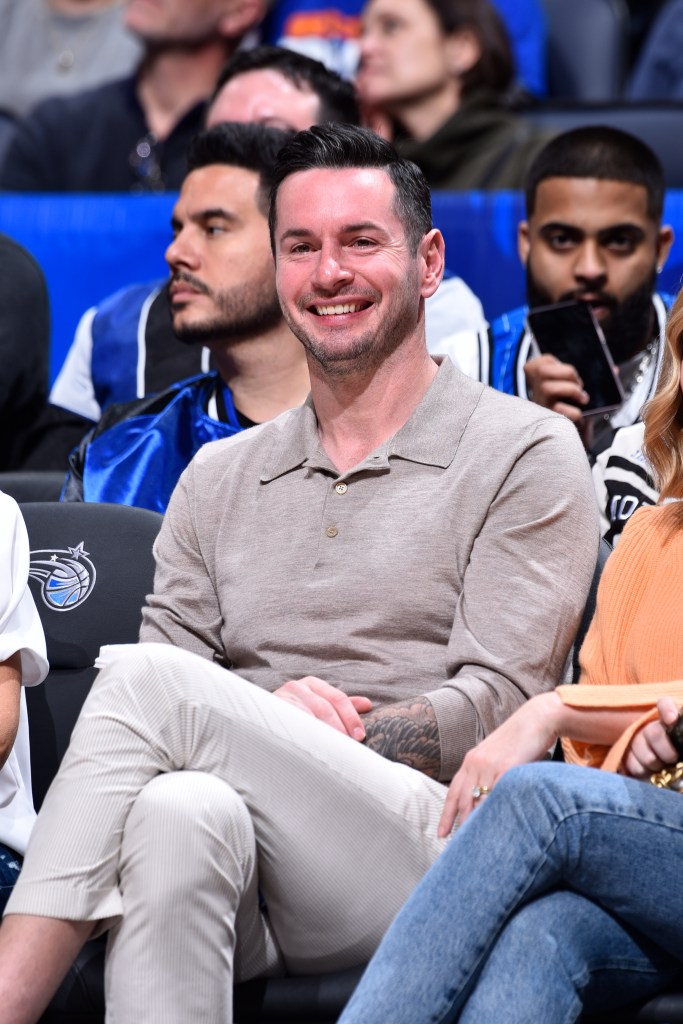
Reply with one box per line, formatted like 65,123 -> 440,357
350,696 -> 373,713
438,776 -> 491,836
657,697 -> 681,727
525,354 -> 583,385
533,365 -> 584,387
275,688 -> 347,733
539,381 -> 589,405
294,677 -> 369,739
552,402 -> 586,424
624,725 -> 678,776
438,785 -> 462,837
276,679 -> 355,735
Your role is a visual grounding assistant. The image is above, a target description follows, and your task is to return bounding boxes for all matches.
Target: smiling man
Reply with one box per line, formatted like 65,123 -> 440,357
489,126 -> 675,458
0,125 -> 598,1024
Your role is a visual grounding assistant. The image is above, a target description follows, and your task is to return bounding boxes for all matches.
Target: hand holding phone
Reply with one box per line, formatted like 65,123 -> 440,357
524,354 -> 589,423
525,301 -> 624,418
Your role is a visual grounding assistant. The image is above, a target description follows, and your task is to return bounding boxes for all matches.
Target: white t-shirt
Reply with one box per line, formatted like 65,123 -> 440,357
0,492 -> 48,855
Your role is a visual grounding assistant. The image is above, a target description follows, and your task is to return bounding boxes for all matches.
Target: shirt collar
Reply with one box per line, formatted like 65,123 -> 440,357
260,357 -> 484,483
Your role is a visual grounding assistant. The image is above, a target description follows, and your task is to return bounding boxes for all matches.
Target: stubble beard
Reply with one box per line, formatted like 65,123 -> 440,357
282,264 -> 422,377
171,272 -> 283,346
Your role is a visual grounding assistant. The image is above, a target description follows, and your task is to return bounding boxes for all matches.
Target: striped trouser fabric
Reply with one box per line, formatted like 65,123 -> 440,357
9,643 -> 447,1024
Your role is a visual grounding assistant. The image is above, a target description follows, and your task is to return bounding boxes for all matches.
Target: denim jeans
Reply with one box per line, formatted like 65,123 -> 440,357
339,762 -> 683,1024
0,842 -> 22,917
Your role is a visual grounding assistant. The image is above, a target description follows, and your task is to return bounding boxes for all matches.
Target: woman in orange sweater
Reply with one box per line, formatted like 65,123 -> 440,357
338,296 -> 683,1022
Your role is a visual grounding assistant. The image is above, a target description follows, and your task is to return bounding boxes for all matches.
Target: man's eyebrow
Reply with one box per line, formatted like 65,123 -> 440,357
170,208 -> 239,230
597,222 -> 646,238
538,220 -> 646,238
195,207 -> 239,223
279,221 -> 388,242
538,221 -> 583,235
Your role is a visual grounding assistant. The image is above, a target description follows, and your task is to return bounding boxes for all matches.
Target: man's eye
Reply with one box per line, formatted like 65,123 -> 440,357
351,237 -> 374,248
606,235 -> 637,253
290,243 -> 312,254
206,224 -> 226,236
546,232 -> 576,250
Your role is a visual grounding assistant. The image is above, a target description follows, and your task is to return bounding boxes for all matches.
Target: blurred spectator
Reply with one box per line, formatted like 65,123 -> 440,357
0,492 -> 49,915
0,234 -> 50,471
592,420 -> 656,546
62,123 -> 308,511
0,1 -> 142,119
207,44 -> 360,130
0,0 -> 267,192
356,0 -> 549,190
489,126 -> 674,460
626,0 -> 683,100
263,0 -> 547,94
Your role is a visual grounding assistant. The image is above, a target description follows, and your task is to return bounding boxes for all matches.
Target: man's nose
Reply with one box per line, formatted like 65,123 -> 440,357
311,244 -> 353,291
165,231 -> 199,271
573,240 -> 607,285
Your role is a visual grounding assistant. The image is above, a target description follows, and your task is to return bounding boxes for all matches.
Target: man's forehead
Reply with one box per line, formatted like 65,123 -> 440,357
208,69 -> 320,130
530,176 -> 653,228
276,166 -> 397,225
176,163 -> 261,214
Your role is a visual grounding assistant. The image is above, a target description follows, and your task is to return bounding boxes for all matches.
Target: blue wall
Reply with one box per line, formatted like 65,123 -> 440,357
2,191 -> 683,384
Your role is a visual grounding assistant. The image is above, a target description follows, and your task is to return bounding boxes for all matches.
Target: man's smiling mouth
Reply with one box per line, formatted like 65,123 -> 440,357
312,301 -> 372,316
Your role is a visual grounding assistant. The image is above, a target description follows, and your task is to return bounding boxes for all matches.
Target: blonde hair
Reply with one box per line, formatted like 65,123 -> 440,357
643,288 -> 683,529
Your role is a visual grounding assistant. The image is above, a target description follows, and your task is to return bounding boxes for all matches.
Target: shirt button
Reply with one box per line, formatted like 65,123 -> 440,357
334,482 -> 348,494
326,526 -> 339,538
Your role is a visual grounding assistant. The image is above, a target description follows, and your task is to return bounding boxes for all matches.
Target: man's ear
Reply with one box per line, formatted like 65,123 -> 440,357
656,224 -> 675,273
518,221 -> 530,266
420,229 -> 446,299
218,0 -> 267,40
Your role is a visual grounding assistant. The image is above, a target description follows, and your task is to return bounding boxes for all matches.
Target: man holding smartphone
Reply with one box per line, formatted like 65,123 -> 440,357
489,125 -> 675,458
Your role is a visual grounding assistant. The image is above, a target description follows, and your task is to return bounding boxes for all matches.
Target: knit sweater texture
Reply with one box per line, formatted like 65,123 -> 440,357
560,504 -> 683,770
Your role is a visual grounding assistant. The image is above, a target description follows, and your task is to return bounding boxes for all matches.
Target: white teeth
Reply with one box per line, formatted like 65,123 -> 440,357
314,303 -> 364,315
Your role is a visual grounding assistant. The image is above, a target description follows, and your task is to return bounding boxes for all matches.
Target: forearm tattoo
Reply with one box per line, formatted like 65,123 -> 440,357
362,696 -> 441,779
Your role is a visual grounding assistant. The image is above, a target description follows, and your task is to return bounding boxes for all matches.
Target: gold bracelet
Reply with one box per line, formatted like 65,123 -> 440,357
650,762 -> 683,791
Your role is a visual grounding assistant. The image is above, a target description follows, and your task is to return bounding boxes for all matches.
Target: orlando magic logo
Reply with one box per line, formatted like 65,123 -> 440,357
29,542 -> 97,611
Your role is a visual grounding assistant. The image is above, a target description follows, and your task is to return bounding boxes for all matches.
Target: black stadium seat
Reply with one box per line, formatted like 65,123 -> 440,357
19,507 -> 683,1023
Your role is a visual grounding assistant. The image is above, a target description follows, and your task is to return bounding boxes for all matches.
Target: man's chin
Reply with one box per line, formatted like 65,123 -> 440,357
172,324 -> 211,346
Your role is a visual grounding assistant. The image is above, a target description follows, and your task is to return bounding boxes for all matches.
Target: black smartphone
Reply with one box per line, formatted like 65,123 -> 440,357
526,301 -> 625,417
667,707 -> 683,760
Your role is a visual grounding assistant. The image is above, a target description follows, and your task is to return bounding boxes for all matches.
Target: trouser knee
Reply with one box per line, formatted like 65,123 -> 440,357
120,770 -> 256,907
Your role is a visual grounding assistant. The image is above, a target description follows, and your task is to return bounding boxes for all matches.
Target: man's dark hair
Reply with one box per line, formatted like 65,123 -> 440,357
186,122 -> 293,215
268,124 -> 432,253
211,45 -> 360,127
525,125 -> 665,222
424,0 -> 514,98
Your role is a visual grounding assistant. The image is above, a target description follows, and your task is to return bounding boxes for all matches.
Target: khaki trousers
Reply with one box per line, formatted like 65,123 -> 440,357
9,644 -> 448,1023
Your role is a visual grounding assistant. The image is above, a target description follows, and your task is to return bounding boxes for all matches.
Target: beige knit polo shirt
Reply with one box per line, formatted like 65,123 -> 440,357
141,358 -> 599,779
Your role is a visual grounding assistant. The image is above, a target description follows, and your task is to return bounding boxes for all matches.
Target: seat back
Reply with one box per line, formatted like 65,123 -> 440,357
0,471 -> 66,503
540,0 -> 629,100
520,101 -> 683,188
20,501 -> 162,808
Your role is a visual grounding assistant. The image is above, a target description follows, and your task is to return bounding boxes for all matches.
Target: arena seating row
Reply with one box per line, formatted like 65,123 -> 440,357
3,181 -> 683,386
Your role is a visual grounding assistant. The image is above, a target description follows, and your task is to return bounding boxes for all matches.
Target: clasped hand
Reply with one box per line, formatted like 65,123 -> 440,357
273,676 -> 372,741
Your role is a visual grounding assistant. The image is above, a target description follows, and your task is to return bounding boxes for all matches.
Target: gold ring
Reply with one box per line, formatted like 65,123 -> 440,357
472,785 -> 490,800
